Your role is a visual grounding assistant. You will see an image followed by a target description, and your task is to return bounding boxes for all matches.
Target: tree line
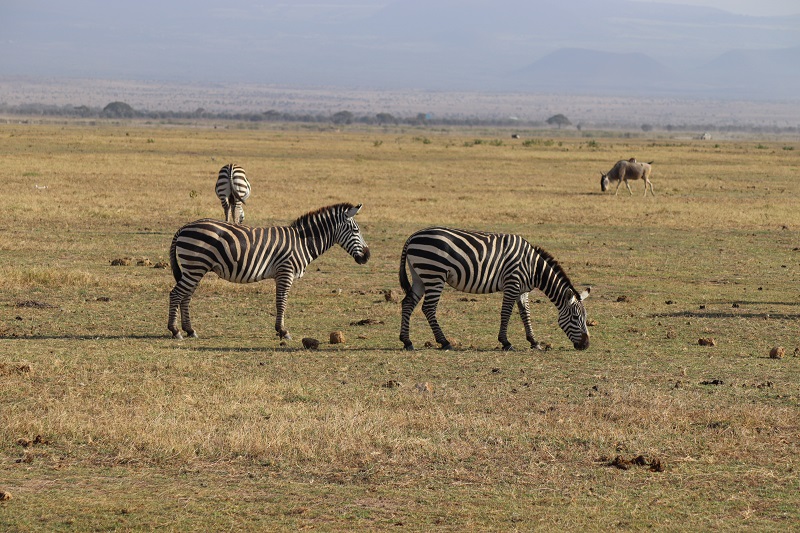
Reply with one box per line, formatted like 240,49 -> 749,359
1,101 -> 797,135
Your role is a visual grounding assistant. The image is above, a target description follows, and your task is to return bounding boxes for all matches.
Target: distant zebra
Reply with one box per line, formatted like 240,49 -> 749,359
215,164 -> 251,224
399,227 -> 590,351
168,203 -> 370,341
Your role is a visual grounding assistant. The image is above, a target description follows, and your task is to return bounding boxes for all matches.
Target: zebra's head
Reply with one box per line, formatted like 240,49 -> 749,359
600,173 -> 610,192
337,204 -> 370,265
557,287 -> 590,350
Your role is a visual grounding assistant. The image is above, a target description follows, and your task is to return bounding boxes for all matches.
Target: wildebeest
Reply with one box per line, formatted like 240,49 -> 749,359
601,159 -> 654,196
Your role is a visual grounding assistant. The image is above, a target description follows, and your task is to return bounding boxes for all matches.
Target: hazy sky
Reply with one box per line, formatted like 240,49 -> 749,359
631,0 -> 800,16
1,0 -> 798,99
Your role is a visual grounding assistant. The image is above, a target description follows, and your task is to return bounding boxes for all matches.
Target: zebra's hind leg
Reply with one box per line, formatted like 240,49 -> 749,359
168,286 -> 197,339
233,203 -> 245,225
221,199 -> 232,223
421,284 -> 452,350
516,293 -> 543,350
399,283 -> 424,350
168,276 -> 200,340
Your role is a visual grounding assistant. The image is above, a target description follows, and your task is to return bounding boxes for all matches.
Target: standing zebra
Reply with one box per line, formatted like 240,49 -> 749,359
168,203 -> 370,341
399,227 -> 590,351
215,163 -> 251,224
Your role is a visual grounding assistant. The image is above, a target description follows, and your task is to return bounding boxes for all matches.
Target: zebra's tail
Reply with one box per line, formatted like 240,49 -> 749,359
399,239 -> 412,294
169,231 -> 182,283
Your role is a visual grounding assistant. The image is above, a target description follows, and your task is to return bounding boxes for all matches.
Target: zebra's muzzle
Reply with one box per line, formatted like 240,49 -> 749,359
354,247 -> 371,265
574,332 -> 590,351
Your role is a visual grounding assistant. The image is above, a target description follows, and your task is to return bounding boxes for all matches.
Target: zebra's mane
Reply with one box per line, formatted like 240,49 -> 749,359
290,203 -> 355,228
533,246 -> 579,293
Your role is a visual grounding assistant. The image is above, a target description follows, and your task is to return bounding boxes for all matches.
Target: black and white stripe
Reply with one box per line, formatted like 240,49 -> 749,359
168,203 -> 370,341
399,227 -> 590,351
215,164 -> 251,224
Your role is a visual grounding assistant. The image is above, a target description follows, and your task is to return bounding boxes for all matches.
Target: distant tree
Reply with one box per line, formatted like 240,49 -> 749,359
102,101 -> 136,118
331,111 -> 354,125
546,114 -> 571,128
641,123 -> 653,132
73,105 -> 92,117
376,112 -> 397,125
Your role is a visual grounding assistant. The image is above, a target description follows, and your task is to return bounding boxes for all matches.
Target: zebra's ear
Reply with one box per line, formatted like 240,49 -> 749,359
578,287 -> 591,301
345,204 -> 363,218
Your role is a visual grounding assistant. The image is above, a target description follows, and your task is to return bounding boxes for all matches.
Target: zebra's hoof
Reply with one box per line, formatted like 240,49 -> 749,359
172,332 -> 183,341
502,344 -> 515,352
403,343 -> 415,351
439,343 -> 453,351
531,342 -> 544,351
185,330 -> 198,339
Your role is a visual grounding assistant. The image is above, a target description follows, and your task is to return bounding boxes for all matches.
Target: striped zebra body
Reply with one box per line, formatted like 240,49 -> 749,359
215,164 -> 251,224
168,203 -> 369,341
399,227 -> 590,351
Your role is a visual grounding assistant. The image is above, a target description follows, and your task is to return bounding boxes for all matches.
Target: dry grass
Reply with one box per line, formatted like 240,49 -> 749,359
0,122 -> 798,531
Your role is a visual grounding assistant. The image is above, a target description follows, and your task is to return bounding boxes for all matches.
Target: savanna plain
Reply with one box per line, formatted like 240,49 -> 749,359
0,121 -> 798,531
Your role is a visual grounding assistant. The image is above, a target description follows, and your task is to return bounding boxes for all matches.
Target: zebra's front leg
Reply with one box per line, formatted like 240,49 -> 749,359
421,285 -> 451,350
274,273 -> 294,341
399,285 -> 424,351
498,291 -> 518,351
517,293 -> 543,350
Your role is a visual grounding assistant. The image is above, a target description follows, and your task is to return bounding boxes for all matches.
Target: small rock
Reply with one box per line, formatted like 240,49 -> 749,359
382,380 -> 402,389
769,346 -> 785,359
153,261 -> 169,269
349,318 -> 384,326
136,258 -> 153,267
588,319 -> 598,327
616,295 -> 628,302
698,337 -> 716,347
110,257 -> 132,266
301,338 -> 319,350
329,331 -> 345,344
732,303 -> 740,308
0,490 -> 12,501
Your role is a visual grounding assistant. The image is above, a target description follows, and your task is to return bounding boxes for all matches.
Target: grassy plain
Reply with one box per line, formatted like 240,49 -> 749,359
0,121 -> 799,531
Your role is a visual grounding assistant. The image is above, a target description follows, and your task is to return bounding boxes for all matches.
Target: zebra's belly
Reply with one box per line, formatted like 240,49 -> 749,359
212,262 -> 278,283
446,271 -> 498,294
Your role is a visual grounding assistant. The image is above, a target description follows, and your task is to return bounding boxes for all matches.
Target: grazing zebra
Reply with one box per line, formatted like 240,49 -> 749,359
399,227 -> 590,351
215,164 -> 251,224
168,203 -> 370,341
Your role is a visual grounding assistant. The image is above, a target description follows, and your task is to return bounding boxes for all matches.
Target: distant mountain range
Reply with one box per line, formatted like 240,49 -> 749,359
1,0 -> 799,99
512,46 -> 800,98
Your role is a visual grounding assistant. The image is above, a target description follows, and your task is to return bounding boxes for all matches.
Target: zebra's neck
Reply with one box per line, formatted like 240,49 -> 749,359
530,248 -> 575,307
293,218 -> 336,261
